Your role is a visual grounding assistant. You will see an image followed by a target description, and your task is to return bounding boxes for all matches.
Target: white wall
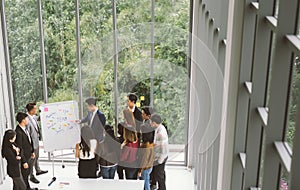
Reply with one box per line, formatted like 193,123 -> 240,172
0,10 -> 14,184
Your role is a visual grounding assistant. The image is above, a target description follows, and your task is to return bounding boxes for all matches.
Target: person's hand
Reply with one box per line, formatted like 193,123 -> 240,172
15,147 -> 20,155
16,156 -> 21,160
137,171 -> 142,177
12,145 -> 20,155
121,141 -> 126,149
23,163 -> 29,169
31,153 -> 35,159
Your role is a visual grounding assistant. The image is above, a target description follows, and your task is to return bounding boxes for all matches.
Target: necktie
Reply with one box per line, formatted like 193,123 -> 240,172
90,112 -> 96,127
33,117 -> 38,130
33,117 -> 40,135
25,128 -> 31,143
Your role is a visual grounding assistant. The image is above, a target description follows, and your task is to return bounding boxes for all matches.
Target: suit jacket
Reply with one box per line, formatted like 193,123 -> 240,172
27,115 -> 40,149
81,110 -> 106,142
2,142 -> 22,177
133,107 -> 143,133
15,125 -> 34,164
97,138 -> 118,166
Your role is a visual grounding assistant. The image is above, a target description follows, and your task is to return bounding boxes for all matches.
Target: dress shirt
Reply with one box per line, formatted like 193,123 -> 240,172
20,125 -> 31,143
128,105 -> 136,113
90,109 -> 98,127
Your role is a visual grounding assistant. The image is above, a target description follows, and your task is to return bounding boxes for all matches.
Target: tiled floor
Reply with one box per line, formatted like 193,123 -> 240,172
1,162 -> 194,190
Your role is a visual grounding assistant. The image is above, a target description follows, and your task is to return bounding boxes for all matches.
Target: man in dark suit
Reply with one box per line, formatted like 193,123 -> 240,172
127,93 -> 143,139
26,102 -> 48,184
15,112 -> 37,190
79,97 -> 106,143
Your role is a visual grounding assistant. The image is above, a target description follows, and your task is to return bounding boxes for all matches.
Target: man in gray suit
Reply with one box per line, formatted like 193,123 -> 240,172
26,102 -> 48,184
77,97 -> 106,143
77,97 -> 106,178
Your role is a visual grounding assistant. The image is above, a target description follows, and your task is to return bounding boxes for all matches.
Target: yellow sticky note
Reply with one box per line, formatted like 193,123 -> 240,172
136,102 -> 141,107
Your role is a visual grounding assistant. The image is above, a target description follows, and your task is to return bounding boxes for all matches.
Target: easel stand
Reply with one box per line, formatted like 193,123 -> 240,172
48,149 -> 76,186
47,152 -> 56,187
51,152 -> 55,178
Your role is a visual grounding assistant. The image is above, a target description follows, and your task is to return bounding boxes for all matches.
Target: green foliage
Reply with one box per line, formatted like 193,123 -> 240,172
6,0 -> 190,144
5,0 -> 43,112
47,89 -> 77,103
42,0 -> 77,95
286,59 -> 300,147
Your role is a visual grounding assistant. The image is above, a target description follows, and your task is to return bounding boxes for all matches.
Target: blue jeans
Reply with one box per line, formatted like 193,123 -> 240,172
140,168 -> 152,190
100,165 -> 117,179
124,167 -> 138,179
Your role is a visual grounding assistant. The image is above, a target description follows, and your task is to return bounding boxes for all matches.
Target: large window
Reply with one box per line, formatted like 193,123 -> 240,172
80,0 -> 114,124
285,57 -> 300,149
3,0 -> 190,163
42,0 -> 78,103
5,0 -> 43,112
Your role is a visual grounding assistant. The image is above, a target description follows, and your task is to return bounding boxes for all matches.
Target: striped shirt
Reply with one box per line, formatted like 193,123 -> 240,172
154,124 -> 169,164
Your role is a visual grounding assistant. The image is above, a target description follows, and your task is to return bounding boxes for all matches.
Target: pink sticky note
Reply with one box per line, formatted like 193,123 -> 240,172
44,107 -> 48,112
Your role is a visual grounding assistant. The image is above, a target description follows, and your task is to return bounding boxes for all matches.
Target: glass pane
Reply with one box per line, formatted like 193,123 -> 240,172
261,31 -> 276,187
115,0 -> 190,163
258,127 -> 266,187
80,0 -> 114,122
5,0 -> 43,112
37,0 -> 190,163
153,0 -> 190,146
42,0 -> 77,103
274,0 -> 280,18
285,56 -> 300,148
36,0 -> 78,160
298,6 -> 300,35
280,166 -> 289,190
154,0 -> 190,163
266,32 -> 276,106
116,0 -> 152,121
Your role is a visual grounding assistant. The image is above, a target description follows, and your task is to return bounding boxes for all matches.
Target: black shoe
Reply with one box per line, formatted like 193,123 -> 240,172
150,184 -> 157,190
29,176 -> 40,184
36,170 -> 48,175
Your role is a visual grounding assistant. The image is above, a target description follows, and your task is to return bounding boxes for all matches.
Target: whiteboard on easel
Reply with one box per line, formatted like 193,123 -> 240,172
39,101 -> 80,152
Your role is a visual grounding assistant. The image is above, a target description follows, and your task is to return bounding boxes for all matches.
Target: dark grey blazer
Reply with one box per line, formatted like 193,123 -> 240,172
81,110 -> 106,142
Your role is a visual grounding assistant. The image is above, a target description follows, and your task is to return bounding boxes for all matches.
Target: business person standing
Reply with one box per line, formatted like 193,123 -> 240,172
127,93 -> 143,139
78,97 -> 106,143
1,129 -> 27,190
15,112 -> 37,190
26,102 -> 48,184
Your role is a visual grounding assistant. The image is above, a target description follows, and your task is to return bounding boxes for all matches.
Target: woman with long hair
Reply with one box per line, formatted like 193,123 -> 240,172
97,125 -> 118,179
1,129 -> 26,190
75,125 -> 98,178
120,125 -> 139,179
138,124 -> 155,190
